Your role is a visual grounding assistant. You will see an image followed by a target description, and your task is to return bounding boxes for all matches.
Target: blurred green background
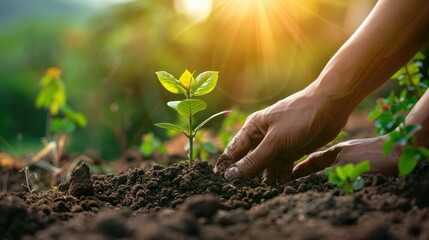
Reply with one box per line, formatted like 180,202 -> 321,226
0,0 -> 379,159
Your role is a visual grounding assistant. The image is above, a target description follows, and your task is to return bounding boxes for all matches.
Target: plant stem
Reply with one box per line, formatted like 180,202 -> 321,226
45,111 -> 52,141
188,116 -> 194,168
404,64 -> 420,99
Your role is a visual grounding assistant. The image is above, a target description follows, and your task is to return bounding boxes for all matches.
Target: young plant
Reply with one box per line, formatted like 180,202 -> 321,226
368,52 -> 429,175
155,70 -> 229,168
325,160 -> 370,195
35,67 -> 87,167
36,67 -> 87,140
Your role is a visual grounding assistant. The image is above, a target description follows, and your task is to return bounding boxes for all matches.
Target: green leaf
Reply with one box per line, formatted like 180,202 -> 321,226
392,68 -> 405,79
414,52 -> 425,60
350,160 -> 370,180
35,79 -> 66,115
383,137 -> 396,156
51,118 -> 76,134
325,168 -> 341,185
202,141 -> 217,154
155,123 -> 188,135
140,132 -> 166,156
399,147 -> 418,176
155,71 -> 187,94
179,69 -> 194,90
367,108 -> 381,121
335,165 -> 348,181
167,101 -> 181,110
40,75 -> 53,86
141,133 -> 155,157
63,106 -> 87,128
191,71 -> 218,96
404,124 -> 422,140
177,99 -> 207,118
200,148 -> 209,160
418,147 -> 429,158
194,110 -> 231,133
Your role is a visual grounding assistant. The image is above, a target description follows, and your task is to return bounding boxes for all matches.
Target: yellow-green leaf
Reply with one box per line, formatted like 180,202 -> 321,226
155,123 -> 188,134
191,71 -> 218,96
155,71 -> 186,94
179,69 -> 194,90
177,99 -> 207,118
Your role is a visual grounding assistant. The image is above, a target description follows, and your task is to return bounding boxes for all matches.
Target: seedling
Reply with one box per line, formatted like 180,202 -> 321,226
325,160 -> 370,195
35,67 -> 87,167
155,70 -> 229,168
368,52 -> 429,175
36,67 -> 87,140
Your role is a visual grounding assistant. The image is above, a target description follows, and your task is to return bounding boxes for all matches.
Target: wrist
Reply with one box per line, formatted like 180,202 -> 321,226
306,75 -> 360,119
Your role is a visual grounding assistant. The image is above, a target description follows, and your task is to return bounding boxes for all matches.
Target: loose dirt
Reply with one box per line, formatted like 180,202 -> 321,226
1,159 -> 429,240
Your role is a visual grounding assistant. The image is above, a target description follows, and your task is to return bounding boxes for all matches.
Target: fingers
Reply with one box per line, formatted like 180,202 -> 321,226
262,159 -> 282,184
292,146 -> 341,179
224,134 -> 276,180
214,118 -> 264,173
262,153 -> 298,184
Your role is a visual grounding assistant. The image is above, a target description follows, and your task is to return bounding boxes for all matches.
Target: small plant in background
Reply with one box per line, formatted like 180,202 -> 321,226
368,52 -> 429,175
36,67 -> 87,139
325,160 -> 370,195
14,67 -> 92,186
140,132 -> 168,157
155,69 -> 229,168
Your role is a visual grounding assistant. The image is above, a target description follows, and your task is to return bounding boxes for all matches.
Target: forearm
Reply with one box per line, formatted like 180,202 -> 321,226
311,0 -> 429,116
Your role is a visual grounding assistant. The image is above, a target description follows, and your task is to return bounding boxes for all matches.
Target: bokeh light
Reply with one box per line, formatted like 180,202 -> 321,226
174,0 -> 213,23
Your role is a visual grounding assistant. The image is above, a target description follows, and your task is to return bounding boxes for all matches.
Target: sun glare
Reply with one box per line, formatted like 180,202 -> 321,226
172,0 -> 352,104
208,0 -> 310,103
174,0 -> 213,23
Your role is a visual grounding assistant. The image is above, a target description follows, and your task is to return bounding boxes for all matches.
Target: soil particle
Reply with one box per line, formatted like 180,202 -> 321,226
180,195 -> 224,219
66,162 -> 94,198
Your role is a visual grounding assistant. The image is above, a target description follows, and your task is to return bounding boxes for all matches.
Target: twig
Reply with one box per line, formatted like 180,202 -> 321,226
19,167 -> 37,194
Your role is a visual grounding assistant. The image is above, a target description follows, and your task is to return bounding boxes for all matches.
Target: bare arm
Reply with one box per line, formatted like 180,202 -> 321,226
313,0 -> 429,116
215,0 -> 429,183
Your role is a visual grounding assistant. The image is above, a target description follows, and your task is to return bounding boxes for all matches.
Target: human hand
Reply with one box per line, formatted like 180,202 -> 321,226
214,85 -> 349,184
292,136 -> 399,178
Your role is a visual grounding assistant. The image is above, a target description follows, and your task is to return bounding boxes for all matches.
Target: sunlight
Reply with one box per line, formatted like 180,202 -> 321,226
209,0 -> 309,103
174,0 -> 213,23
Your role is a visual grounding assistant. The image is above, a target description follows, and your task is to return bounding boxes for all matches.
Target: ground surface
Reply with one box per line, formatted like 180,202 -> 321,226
2,112 -> 429,240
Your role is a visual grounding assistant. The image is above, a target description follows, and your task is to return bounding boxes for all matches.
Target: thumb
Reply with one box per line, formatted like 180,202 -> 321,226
224,135 -> 276,180
214,120 -> 264,173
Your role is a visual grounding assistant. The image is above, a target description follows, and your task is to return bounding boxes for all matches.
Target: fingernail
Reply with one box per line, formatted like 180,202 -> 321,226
224,167 -> 241,180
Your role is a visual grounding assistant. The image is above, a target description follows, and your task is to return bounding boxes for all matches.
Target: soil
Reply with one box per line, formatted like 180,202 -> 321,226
1,159 -> 429,240
1,113 -> 429,240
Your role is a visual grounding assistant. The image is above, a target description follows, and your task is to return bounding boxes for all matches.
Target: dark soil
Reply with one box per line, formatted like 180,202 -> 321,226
1,158 -> 429,240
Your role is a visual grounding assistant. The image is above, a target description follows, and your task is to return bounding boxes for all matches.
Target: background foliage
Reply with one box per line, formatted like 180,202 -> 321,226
1,0 -> 412,159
